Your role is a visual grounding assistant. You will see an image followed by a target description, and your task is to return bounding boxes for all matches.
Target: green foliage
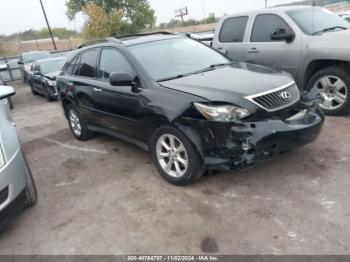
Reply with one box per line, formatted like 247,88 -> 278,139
37,28 -> 76,39
66,0 -> 155,33
81,4 -> 122,40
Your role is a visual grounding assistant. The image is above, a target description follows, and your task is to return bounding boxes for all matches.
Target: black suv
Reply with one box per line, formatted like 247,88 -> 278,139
57,32 -> 324,186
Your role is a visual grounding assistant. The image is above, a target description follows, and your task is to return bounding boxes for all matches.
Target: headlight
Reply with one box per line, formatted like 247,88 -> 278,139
0,145 -> 5,169
194,102 -> 250,122
47,80 -> 56,86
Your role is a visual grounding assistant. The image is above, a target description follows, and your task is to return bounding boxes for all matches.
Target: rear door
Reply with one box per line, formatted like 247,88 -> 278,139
245,14 -> 301,79
92,47 -> 144,140
213,16 -> 249,61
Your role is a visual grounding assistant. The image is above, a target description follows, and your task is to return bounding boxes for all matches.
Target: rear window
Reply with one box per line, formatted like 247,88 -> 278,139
74,49 -> 98,78
219,16 -> 248,43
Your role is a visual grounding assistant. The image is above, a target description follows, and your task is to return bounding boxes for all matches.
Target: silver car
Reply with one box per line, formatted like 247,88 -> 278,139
0,85 -> 37,229
212,6 -> 350,116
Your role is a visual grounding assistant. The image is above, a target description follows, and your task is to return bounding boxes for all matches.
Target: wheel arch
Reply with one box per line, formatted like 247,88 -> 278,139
303,59 -> 350,89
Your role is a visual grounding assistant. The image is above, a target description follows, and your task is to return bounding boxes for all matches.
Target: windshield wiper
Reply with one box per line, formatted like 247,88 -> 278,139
157,62 -> 236,82
312,26 -> 348,35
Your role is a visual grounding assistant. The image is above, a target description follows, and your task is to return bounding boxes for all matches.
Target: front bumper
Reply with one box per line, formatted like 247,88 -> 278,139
179,106 -> 324,171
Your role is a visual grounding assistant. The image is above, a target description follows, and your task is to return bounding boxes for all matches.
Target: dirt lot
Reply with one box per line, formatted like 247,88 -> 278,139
0,81 -> 350,255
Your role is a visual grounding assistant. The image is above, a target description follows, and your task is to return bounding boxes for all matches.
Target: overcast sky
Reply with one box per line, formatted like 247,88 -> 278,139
0,0 -> 296,35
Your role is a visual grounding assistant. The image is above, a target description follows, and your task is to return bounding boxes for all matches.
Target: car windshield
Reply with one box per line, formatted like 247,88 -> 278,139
41,59 -> 66,74
287,7 -> 350,35
128,37 -> 231,81
24,52 -> 51,64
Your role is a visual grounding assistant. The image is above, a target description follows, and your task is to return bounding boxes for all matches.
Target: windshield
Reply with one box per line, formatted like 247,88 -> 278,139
287,7 -> 349,35
128,38 -> 231,81
24,52 -> 51,64
41,59 -> 66,74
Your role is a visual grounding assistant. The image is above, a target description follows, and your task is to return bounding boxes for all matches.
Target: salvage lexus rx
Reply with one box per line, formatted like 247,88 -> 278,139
57,32 -> 324,186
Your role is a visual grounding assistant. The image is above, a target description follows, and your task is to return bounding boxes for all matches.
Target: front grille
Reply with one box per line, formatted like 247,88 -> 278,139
245,82 -> 300,112
0,186 -> 9,205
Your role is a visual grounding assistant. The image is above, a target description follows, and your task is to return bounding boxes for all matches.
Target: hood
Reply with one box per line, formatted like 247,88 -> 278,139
44,71 -> 60,80
308,29 -> 350,51
159,62 -> 294,109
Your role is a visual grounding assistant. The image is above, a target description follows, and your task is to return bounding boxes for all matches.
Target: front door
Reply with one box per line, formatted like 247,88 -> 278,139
245,14 -> 301,80
93,48 -> 144,140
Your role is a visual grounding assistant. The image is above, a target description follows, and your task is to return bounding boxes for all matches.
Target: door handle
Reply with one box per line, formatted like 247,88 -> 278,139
217,48 -> 227,55
247,47 -> 260,54
93,87 -> 102,93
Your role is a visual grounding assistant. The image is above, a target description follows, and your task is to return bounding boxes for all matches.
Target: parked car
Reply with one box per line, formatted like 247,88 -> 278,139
28,57 -> 66,101
17,51 -> 51,83
0,75 -> 13,109
0,85 -> 37,230
190,30 -> 214,45
212,6 -> 350,116
57,32 -> 324,186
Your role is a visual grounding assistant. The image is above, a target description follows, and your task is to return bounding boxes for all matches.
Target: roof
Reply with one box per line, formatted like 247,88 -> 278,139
22,50 -> 51,56
77,32 -> 183,50
34,57 -> 66,64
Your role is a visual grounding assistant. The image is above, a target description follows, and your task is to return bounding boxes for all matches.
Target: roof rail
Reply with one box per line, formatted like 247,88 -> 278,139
115,31 -> 174,39
78,37 -> 121,49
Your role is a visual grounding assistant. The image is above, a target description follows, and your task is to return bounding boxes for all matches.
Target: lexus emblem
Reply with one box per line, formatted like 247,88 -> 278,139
280,91 -> 291,100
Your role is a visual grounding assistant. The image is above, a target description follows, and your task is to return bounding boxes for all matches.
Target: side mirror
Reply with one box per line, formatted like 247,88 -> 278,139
0,86 -> 16,100
109,72 -> 133,87
271,28 -> 295,43
33,71 -> 41,75
17,61 -> 23,65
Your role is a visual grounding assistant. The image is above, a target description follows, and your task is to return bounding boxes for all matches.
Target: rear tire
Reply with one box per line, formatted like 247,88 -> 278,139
67,105 -> 93,141
307,66 -> 350,116
23,152 -> 37,208
150,125 -> 203,186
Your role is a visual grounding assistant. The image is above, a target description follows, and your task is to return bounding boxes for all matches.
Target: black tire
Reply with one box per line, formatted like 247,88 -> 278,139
67,105 -> 93,141
307,66 -> 350,116
23,152 -> 37,208
43,84 -> 54,102
150,125 -> 203,186
8,97 -> 14,110
30,82 -> 38,96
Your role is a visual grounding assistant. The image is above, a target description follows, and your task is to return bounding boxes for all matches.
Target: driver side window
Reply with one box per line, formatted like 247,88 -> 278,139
97,48 -> 133,80
251,14 -> 292,42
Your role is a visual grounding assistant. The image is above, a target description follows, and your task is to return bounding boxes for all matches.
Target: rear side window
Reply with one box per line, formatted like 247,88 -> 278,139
97,48 -> 133,80
251,14 -> 292,42
75,49 -> 98,78
219,16 -> 248,43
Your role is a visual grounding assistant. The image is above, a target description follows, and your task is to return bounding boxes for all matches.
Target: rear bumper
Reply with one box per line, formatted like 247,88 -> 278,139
178,106 -> 324,171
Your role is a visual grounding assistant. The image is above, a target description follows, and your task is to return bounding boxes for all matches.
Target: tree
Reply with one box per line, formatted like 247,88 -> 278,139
81,4 -> 122,40
66,0 -> 155,33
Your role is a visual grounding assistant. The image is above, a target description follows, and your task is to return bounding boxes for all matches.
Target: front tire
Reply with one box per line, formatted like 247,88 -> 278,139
43,84 -> 55,102
150,125 -> 203,186
23,152 -> 37,208
67,105 -> 93,141
307,66 -> 350,116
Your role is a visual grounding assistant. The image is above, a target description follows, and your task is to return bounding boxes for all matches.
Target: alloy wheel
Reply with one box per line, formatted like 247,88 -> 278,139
69,109 -> 82,137
314,75 -> 348,110
156,134 -> 189,178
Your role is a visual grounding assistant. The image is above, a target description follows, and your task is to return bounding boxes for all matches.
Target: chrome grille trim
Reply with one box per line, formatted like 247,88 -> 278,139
245,81 -> 300,112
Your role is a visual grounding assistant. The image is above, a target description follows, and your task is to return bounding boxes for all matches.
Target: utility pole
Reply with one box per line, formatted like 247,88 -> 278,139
265,0 -> 268,8
39,0 -> 57,50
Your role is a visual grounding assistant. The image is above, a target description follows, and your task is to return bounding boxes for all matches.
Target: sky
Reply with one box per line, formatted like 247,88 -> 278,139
0,0 -> 296,35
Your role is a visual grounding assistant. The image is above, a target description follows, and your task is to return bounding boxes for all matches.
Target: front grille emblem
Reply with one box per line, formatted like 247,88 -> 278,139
280,91 -> 291,100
